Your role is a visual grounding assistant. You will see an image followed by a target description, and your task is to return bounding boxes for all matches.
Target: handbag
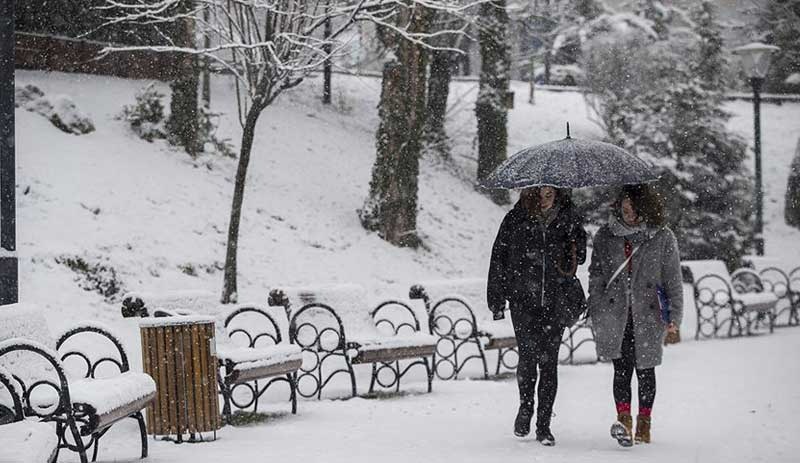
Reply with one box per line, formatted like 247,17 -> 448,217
559,275 -> 588,327
556,243 -> 587,327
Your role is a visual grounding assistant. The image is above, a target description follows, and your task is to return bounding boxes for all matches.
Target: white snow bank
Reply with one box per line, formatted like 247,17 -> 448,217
0,420 -> 57,463
15,83 -> 94,135
0,303 -> 55,347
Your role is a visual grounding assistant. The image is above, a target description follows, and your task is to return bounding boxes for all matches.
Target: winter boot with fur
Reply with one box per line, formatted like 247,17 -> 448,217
635,415 -> 651,444
610,413 -> 633,447
514,404 -> 534,438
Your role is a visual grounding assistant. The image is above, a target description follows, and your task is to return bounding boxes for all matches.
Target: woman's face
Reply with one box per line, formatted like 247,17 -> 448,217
621,197 -> 641,226
540,187 -> 556,211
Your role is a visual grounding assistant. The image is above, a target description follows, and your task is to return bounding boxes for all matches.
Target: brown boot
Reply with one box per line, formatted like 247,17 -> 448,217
635,415 -> 651,444
610,413 -> 633,447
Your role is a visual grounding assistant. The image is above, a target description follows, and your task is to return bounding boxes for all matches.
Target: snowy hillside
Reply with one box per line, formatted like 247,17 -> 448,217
14,69 -> 800,335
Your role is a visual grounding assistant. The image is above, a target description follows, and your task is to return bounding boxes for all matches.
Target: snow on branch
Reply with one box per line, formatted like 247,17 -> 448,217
98,0 -> 484,104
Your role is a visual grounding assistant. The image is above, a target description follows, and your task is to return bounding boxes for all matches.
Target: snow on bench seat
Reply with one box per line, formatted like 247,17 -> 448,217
0,420 -> 58,463
217,344 -> 302,383
69,372 -> 156,433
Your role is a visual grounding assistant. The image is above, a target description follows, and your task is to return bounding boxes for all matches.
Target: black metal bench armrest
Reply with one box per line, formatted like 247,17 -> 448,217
0,366 -> 23,422
0,339 -> 74,420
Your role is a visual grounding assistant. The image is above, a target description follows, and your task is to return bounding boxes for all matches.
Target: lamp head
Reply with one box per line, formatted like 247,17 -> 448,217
732,42 -> 781,80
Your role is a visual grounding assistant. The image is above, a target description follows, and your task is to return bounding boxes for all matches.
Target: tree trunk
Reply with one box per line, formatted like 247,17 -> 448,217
786,138 -> 800,229
323,16 -> 332,105
201,6 -> 211,109
360,6 -> 433,247
221,106 -> 261,304
422,47 -> 453,159
167,0 -> 200,156
476,0 -> 511,205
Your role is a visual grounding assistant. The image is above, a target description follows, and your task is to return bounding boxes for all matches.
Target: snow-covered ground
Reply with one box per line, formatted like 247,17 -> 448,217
15,71 -> 800,329
76,327 -> 800,463
9,69 -> 800,462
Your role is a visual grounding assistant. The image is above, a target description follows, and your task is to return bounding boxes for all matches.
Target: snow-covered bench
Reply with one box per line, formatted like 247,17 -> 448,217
268,284 -> 436,398
408,279 -> 517,379
121,291 -> 302,422
0,303 -> 155,463
218,306 -> 302,419
682,260 -> 779,339
409,278 -> 597,379
0,365 -> 58,463
738,258 -> 800,327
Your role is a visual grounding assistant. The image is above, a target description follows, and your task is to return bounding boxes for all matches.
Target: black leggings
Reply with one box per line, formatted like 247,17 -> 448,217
612,314 -> 656,410
510,309 -> 563,429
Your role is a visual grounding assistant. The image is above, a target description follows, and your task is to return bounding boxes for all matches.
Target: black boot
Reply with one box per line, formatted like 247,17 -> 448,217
535,428 -> 556,446
514,404 -> 534,437
535,412 -> 555,446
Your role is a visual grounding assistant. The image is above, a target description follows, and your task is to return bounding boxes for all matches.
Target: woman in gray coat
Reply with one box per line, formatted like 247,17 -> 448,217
588,184 -> 683,447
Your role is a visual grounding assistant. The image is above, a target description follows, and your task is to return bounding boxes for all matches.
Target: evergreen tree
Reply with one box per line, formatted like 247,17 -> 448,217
753,0 -> 800,93
583,1 -> 754,268
476,0 -> 511,205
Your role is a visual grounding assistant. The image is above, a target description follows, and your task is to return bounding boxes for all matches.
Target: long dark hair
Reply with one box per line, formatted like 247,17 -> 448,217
614,184 -> 665,226
518,186 -> 574,218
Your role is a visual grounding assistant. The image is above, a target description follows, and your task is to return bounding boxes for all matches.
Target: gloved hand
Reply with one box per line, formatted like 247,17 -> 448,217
492,310 -> 505,320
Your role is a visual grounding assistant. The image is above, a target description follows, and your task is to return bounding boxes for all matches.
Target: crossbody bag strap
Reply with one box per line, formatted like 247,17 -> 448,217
605,245 -> 640,290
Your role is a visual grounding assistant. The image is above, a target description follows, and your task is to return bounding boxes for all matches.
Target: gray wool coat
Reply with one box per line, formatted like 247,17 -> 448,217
587,221 -> 684,369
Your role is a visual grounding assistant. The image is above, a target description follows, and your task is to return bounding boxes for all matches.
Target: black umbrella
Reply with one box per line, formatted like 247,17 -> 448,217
481,125 -> 658,189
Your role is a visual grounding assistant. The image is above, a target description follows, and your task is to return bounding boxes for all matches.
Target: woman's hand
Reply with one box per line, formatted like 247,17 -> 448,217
667,322 -> 678,334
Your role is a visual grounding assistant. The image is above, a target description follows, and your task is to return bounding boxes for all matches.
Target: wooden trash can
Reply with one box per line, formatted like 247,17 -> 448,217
140,316 -> 221,441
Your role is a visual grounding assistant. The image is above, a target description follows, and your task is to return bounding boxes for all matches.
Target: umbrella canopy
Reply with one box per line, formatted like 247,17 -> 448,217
481,135 -> 659,189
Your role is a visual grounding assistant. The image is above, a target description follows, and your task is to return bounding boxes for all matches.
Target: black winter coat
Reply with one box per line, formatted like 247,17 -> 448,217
487,201 -> 588,324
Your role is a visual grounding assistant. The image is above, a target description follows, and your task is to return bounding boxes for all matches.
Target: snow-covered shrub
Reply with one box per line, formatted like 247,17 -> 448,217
581,1 -> 754,268
15,84 -> 95,135
786,138 -> 800,229
198,107 -> 236,157
56,255 -> 124,302
49,96 -> 96,134
119,84 -> 167,142
120,85 -> 235,157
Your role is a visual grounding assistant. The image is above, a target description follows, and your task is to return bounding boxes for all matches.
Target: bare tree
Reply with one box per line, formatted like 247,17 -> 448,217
101,0 -> 479,302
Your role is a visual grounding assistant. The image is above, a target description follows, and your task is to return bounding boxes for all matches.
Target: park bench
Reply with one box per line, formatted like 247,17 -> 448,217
737,259 -> 800,327
0,365 -> 58,463
267,284 -> 436,399
409,277 -> 597,380
121,291 -> 302,422
682,260 -> 779,339
0,303 -> 156,463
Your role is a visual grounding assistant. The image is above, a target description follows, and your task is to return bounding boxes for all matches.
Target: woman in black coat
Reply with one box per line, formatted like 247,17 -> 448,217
487,186 -> 587,446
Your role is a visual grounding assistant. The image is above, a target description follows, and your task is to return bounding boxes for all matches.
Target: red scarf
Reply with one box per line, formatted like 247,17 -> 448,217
624,239 -> 633,274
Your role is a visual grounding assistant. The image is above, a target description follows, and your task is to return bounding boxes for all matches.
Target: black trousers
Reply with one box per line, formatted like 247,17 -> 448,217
510,309 -> 564,430
612,313 -> 656,410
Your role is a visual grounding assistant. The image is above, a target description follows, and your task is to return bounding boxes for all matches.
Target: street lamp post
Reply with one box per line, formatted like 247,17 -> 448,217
0,0 -> 18,305
733,42 -> 781,257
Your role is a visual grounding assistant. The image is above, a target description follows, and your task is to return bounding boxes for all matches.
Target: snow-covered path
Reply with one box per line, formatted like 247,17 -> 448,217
76,328 -> 800,463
